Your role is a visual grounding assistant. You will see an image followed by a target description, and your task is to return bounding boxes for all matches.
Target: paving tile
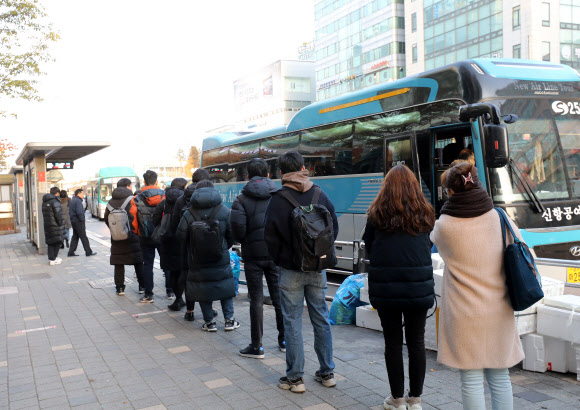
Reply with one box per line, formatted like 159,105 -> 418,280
154,334 -> 175,341
51,344 -> 72,352
59,368 -> 85,378
514,390 -> 554,403
303,404 -> 336,410
168,346 -> 190,354
204,378 -> 233,389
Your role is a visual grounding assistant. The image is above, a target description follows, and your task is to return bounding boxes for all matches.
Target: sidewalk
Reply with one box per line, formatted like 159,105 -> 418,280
1,231 -> 579,410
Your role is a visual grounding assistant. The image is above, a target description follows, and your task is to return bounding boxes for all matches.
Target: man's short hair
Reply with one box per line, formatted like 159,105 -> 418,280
171,177 -> 188,189
143,170 -> 157,186
74,188 -> 83,196
195,180 -> 214,189
50,187 -> 60,195
117,178 -> 132,188
247,158 -> 269,179
458,148 -> 474,160
192,168 -> 210,183
279,151 -> 304,174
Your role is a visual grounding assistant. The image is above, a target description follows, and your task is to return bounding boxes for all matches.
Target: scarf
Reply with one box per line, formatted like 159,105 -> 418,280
281,170 -> 313,192
440,186 -> 494,218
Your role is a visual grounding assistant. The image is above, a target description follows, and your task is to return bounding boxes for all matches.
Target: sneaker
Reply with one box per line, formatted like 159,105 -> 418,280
278,340 -> 286,353
278,376 -> 305,393
168,298 -> 186,311
201,322 -> 217,332
184,311 -> 194,321
314,370 -> 336,388
139,295 -> 154,303
224,318 -> 240,331
138,286 -> 144,294
55,257 -> 62,264
406,396 -> 422,410
166,292 -> 175,300
383,395 -> 406,410
49,260 -> 57,266
116,287 -> 125,296
239,345 -> 265,359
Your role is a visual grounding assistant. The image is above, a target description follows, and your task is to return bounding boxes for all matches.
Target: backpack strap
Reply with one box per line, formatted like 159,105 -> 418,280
121,196 -> 133,210
311,186 -> 321,205
278,190 -> 301,208
208,204 -> 223,221
190,205 -> 222,222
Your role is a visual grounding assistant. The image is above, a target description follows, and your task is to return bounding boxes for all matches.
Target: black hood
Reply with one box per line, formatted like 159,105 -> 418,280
183,183 -> 196,206
43,193 -> 59,203
165,186 -> 184,206
241,176 -> 278,199
190,187 -> 222,209
111,187 -> 133,200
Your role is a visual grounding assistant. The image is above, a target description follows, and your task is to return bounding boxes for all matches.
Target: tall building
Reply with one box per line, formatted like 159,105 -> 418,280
314,0 -> 406,101
406,0 -> 580,76
233,60 -> 315,131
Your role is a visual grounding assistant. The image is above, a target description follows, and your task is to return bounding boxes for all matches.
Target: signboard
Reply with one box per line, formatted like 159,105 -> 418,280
38,172 -> 45,182
298,41 -> 315,61
47,161 -> 73,170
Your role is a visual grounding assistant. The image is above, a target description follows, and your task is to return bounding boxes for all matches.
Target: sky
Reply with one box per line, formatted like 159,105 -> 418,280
0,0 -> 315,178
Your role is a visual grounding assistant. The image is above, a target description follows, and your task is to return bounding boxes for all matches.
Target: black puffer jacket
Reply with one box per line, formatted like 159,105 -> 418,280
42,194 -> 64,245
231,176 -> 278,262
173,183 -> 196,270
177,187 -> 235,302
104,187 -> 143,266
153,186 -> 184,271
362,221 -> 435,310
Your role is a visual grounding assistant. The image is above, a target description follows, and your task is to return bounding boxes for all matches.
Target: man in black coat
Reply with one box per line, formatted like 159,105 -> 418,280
68,188 -> 96,257
104,178 -> 143,296
264,151 -> 339,393
152,178 -> 187,303
42,186 -> 65,265
231,158 -> 284,359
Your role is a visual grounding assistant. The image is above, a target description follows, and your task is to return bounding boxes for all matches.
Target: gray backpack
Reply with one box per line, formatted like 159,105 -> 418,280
106,196 -> 133,241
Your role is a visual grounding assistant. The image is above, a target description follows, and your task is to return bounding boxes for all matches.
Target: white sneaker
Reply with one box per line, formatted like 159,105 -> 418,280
384,395 -> 406,410
54,257 -> 62,265
49,260 -> 56,266
406,396 -> 422,410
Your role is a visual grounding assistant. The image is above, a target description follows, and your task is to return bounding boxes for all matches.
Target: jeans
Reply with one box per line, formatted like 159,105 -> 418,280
200,297 -> 234,323
140,242 -> 157,297
245,260 -> 285,348
279,268 -> 334,380
47,243 -> 61,261
377,309 -> 428,398
69,221 -> 93,256
460,368 -> 513,410
114,264 -> 144,288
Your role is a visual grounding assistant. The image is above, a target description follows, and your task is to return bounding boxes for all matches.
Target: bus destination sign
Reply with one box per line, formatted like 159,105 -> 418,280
47,162 -> 73,170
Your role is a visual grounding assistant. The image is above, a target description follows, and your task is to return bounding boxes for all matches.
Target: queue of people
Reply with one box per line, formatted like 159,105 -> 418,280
41,148 -> 523,409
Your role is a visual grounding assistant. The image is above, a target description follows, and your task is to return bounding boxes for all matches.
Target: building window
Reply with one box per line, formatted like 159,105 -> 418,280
412,13 -> 417,33
512,6 -> 520,30
542,42 -> 550,61
513,44 -> 521,59
542,2 -> 550,27
412,44 -> 418,63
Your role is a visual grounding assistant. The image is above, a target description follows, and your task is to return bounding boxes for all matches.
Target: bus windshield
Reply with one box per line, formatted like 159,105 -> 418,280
489,98 -> 580,203
99,177 -> 140,202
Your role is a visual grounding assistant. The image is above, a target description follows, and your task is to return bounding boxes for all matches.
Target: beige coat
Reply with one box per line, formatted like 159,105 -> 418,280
430,209 -> 524,369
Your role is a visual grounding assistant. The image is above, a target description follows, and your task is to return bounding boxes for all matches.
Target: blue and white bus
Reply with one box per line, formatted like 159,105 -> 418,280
201,59 -> 580,283
87,167 -> 140,219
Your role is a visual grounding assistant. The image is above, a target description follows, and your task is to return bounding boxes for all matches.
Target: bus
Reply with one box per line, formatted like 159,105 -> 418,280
86,167 -> 140,219
200,58 -> 580,280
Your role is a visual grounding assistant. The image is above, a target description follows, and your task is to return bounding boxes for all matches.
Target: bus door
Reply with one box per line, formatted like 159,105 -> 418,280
431,125 -> 473,214
383,132 -> 420,180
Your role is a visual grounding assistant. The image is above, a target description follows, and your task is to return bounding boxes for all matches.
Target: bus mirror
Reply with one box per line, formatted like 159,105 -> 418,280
484,124 -> 509,168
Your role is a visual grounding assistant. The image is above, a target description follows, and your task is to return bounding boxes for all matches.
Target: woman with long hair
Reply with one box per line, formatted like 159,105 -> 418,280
431,162 -> 524,410
59,190 -> 71,248
363,165 -> 435,410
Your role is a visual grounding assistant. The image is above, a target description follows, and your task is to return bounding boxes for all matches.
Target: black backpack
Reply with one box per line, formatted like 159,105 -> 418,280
278,187 -> 337,272
189,205 -> 224,264
134,194 -> 156,239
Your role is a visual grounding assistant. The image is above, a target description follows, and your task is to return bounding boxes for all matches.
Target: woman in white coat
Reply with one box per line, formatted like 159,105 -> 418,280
430,161 -> 524,410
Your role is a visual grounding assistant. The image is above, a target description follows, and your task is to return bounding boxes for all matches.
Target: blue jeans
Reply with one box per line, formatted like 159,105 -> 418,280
460,368 -> 513,410
140,242 -> 157,297
279,268 -> 334,380
199,297 -> 234,323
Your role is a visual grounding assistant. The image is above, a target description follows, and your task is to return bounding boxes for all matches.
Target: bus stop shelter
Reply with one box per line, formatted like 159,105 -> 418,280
15,142 -> 110,254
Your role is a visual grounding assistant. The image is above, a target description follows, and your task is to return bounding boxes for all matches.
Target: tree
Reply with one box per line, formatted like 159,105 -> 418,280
176,148 -> 186,175
185,146 -> 200,175
0,138 -> 17,171
1,0 -> 60,117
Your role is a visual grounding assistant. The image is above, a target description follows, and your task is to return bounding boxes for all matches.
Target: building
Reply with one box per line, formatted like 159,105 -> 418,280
406,0 -> 580,76
314,0 -> 406,101
233,60 -> 315,131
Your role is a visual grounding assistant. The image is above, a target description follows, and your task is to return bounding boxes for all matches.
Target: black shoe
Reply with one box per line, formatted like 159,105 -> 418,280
68,253 -> 79,257
138,286 -> 144,294
314,370 -> 336,388
87,252 -> 97,256
239,344 -> 264,359
224,318 -> 240,331
184,311 -> 194,321
201,322 -> 217,332
213,309 -> 218,317
168,298 -> 185,311
116,287 -> 125,296
139,295 -> 154,303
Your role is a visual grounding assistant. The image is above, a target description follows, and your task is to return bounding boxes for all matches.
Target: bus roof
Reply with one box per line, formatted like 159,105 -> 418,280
97,167 -> 138,179
202,58 -> 580,151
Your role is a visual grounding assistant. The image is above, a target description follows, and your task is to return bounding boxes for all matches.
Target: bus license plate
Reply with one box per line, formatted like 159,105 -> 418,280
567,268 -> 580,284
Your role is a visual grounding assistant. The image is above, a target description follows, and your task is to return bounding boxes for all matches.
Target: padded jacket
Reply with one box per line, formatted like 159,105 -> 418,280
42,194 -> 65,245
104,187 -> 143,266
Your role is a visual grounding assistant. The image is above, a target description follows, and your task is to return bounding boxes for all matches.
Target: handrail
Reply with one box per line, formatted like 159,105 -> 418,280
535,258 -> 580,268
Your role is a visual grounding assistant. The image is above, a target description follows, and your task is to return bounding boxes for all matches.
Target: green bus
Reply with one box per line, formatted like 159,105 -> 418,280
86,167 -> 140,219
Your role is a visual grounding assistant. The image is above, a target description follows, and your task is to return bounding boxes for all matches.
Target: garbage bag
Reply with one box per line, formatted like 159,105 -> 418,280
229,251 -> 241,295
329,273 -> 366,325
